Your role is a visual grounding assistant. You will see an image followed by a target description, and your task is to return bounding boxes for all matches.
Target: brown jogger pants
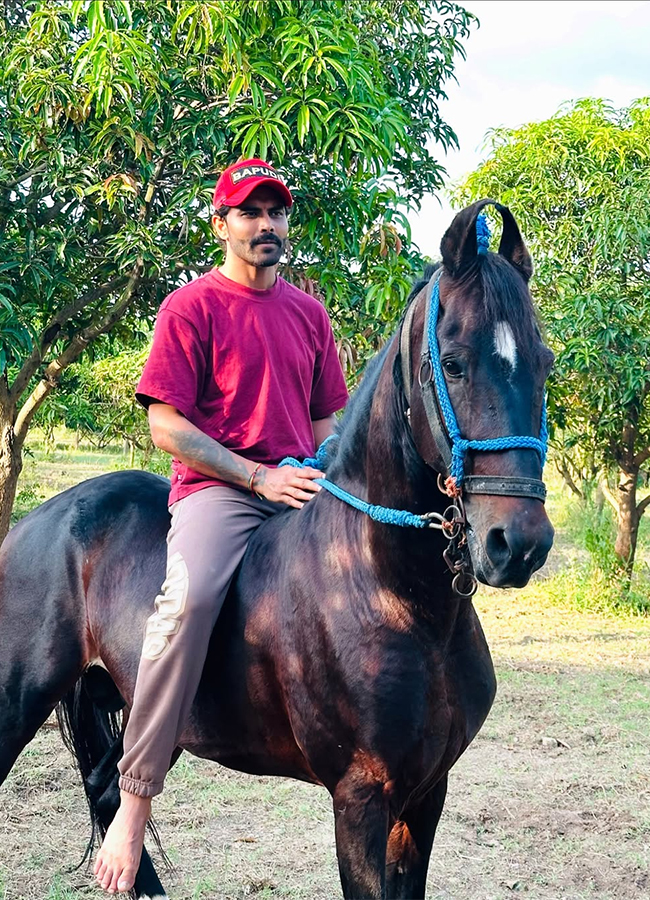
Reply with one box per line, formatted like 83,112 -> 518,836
118,485 -> 281,798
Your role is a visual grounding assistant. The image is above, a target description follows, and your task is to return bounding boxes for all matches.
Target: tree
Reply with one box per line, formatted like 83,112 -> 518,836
455,98 -> 650,578
0,0 -> 476,543
34,342 -> 155,461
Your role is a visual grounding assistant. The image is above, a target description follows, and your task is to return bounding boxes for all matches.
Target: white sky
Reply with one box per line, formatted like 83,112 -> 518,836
409,0 -> 650,255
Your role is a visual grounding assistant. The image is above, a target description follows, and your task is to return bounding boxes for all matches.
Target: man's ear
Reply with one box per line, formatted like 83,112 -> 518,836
212,213 -> 228,241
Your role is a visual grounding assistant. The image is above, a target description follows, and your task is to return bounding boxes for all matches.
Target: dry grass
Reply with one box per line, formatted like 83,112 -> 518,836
2,590 -> 649,900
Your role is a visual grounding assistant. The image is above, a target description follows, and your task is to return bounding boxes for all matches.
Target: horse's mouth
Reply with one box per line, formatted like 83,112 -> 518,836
466,527 -> 552,589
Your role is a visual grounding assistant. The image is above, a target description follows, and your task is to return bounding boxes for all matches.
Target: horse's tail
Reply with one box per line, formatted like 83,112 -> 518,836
56,666 -> 124,860
56,666 -> 170,898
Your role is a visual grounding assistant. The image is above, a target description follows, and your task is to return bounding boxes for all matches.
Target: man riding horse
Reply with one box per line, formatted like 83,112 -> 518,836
94,158 -> 349,894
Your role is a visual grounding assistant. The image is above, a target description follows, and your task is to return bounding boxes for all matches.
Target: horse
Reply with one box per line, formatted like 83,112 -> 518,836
0,200 -> 554,899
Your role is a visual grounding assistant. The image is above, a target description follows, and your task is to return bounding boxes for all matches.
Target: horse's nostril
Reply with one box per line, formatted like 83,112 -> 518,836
486,526 -> 511,567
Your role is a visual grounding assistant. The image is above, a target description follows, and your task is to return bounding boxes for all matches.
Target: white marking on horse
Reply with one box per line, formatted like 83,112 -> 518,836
494,322 -> 517,370
139,895 -> 169,899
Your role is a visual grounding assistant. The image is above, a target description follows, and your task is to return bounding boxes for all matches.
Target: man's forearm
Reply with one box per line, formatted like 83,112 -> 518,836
151,406 -> 256,489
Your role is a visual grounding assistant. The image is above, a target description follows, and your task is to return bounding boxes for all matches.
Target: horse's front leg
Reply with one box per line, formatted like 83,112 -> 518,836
385,776 -> 448,899
332,770 -> 392,899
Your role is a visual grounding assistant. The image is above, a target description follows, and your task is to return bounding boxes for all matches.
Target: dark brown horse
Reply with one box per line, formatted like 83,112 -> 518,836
0,201 -> 554,899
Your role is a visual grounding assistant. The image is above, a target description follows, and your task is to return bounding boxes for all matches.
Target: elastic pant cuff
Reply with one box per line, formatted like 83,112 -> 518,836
118,774 -> 164,798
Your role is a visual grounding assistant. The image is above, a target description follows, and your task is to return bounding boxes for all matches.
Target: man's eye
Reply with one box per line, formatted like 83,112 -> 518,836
442,359 -> 463,377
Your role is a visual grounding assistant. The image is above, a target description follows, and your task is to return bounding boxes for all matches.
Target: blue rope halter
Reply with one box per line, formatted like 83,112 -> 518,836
427,220 -> 548,486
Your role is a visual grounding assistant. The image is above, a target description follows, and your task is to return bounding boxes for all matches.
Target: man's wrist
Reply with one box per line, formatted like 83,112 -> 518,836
249,463 -> 267,499
248,463 -> 262,496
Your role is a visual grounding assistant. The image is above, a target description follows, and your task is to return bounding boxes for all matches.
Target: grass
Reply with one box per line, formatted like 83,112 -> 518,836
11,429 -> 170,525
2,604 -> 650,899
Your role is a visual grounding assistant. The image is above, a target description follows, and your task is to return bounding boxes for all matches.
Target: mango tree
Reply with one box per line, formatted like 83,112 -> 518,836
0,0 -> 475,542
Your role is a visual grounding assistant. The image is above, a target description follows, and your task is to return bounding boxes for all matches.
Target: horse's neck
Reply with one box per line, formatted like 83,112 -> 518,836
329,341 -> 454,611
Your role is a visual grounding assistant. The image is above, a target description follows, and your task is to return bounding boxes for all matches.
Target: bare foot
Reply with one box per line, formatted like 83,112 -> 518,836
94,791 -> 152,894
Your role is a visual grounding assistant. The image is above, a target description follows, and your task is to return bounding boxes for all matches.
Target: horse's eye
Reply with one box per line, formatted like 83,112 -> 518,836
442,358 -> 463,378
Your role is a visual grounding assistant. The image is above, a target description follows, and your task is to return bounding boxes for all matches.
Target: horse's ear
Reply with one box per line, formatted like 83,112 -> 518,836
495,203 -> 533,282
440,199 -> 496,277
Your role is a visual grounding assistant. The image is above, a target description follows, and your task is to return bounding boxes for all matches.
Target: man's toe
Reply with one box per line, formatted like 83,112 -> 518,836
117,865 -> 137,892
101,866 -> 116,891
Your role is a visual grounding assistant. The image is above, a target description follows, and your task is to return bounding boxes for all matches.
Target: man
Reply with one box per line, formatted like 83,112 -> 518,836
94,158 -> 349,894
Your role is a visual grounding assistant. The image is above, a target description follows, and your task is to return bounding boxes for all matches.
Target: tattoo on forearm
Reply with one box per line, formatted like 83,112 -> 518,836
168,428 -> 252,488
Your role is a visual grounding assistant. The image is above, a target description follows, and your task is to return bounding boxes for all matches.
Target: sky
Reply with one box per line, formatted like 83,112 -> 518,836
409,0 -> 650,255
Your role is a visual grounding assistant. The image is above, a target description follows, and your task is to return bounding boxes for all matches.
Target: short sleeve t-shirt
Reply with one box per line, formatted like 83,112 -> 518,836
136,270 -> 349,504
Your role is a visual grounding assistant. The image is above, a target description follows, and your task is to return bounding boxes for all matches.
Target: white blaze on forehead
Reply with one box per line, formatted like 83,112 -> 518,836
494,321 -> 517,370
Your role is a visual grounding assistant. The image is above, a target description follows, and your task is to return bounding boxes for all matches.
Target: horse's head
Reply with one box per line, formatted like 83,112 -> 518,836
407,200 -> 554,588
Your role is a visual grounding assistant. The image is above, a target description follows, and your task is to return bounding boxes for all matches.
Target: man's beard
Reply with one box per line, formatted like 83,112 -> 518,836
231,235 -> 285,268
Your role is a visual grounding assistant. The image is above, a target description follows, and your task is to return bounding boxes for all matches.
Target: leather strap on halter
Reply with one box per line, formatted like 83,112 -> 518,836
400,269 -> 454,476
399,269 -> 547,503
463,475 -> 547,501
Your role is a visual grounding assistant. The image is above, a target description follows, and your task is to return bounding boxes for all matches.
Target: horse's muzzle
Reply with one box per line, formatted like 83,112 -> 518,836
468,501 -> 555,588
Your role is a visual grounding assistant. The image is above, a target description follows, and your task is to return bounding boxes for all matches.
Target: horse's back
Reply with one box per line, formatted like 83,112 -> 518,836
2,469 -> 170,554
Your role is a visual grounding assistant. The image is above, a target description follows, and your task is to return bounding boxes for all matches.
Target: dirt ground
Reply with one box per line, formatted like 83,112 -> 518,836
2,583 -> 650,900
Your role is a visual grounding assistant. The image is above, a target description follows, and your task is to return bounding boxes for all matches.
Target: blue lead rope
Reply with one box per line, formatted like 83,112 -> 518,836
279,435 -> 436,528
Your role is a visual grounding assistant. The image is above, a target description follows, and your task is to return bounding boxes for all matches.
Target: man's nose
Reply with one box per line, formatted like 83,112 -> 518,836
259,213 -> 275,231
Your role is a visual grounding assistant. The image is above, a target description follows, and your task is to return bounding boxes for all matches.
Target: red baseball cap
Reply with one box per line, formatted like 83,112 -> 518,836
213,158 -> 293,209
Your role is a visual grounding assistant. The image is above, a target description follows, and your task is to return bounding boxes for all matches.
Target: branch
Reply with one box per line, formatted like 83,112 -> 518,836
140,153 -> 169,223
637,494 -> 650,518
554,457 -> 583,499
0,164 -> 48,192
38,198 -> 74,227
633,447 -> 650,469
13,262 -> 143,444
9,275 -> 129,406
0,370 -> 10,416
599,477 -> 619,516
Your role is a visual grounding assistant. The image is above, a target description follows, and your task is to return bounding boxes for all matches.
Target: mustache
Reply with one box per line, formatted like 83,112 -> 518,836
251,234 -> 283,249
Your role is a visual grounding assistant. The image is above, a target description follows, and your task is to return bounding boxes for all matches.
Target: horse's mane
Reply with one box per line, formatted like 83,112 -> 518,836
335,341 -> 393,440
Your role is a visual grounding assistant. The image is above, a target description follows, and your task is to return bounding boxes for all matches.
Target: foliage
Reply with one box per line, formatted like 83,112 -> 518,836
37,344 -> 154,451
541,477 -> 650,616
1,0 -> 475,378
455,98 -> 650,573
0,0 -> 475,537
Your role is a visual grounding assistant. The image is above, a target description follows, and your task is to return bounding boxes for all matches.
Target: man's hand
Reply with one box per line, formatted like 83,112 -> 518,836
254,465 -> 324,509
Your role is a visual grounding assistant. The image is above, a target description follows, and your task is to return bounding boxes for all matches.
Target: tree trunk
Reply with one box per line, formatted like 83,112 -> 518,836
556,455 -> 583,499
0,421 -> 23,546
614,466 -> 639,579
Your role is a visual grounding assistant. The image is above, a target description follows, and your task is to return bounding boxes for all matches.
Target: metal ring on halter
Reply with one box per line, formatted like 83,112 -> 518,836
452,570 -> 478,597
441,505 -> 463,539
420,511 -> 444,530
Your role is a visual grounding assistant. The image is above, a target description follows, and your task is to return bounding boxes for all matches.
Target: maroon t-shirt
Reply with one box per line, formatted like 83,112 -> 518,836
136,269 -> 349,504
